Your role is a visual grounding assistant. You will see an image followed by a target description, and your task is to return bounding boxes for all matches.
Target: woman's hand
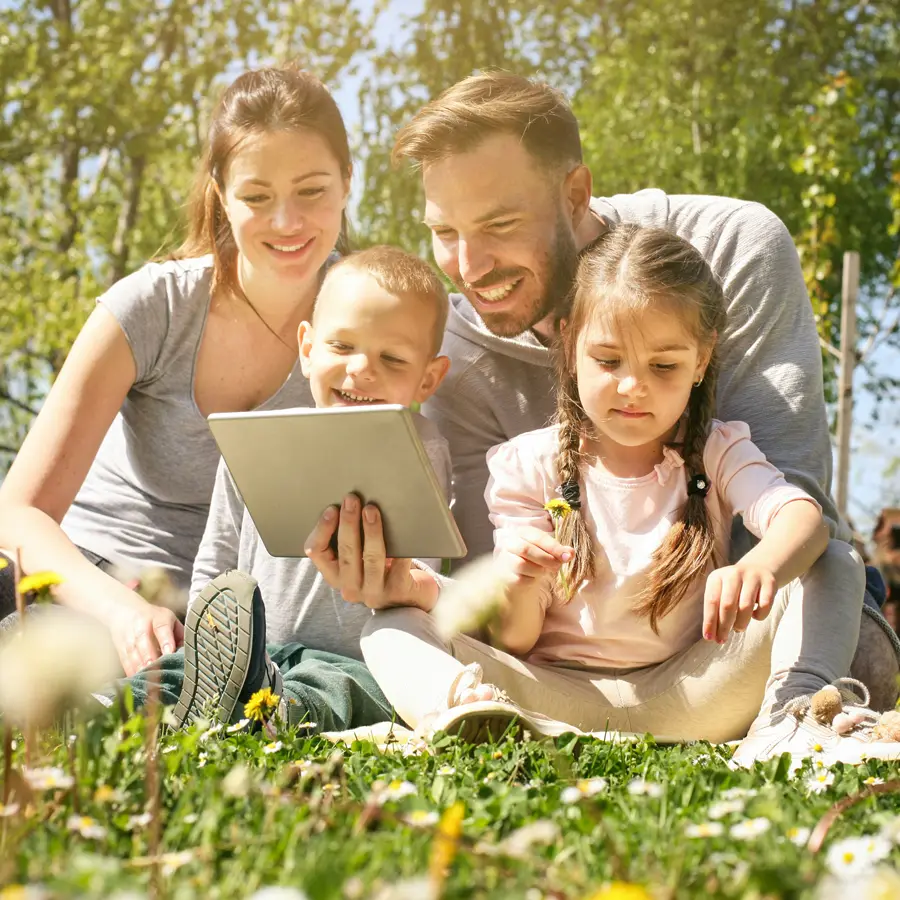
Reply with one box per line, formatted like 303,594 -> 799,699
108,598 -> 185,676
304,494 -> 438,611
703,562 -> 776,644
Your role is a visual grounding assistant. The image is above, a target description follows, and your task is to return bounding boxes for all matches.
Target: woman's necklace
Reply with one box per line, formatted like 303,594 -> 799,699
241,292 -> 299,355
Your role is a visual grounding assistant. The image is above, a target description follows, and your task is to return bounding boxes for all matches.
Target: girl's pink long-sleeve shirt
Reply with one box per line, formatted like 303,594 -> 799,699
485,420 -> 820,669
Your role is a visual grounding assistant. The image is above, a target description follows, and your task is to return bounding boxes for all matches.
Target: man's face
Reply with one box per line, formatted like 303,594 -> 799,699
422,133 -> 578,338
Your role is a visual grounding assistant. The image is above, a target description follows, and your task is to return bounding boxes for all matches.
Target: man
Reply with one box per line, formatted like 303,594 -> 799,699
406,71 -> 898,710
308,71 -> 898,715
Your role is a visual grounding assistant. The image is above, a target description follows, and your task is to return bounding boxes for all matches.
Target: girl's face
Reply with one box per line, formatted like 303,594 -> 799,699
574,302 -> 711,454
219,128 -> 349,288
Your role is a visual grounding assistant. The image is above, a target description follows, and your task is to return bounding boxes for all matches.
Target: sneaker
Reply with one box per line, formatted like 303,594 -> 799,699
731,677 -> 900,768
418,663 -> 579,744
171,571 -> 284,729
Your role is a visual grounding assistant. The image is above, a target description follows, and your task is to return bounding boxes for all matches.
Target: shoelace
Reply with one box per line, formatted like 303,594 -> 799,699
782,676 -> 880,736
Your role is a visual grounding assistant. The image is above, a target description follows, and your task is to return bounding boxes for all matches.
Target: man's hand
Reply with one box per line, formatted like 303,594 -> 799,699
703,562 -> 776,644
304,495 -> 438,611
109,600 -> 184,676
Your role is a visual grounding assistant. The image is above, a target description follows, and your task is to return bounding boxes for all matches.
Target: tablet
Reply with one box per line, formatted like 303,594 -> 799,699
207,404 -> 467,560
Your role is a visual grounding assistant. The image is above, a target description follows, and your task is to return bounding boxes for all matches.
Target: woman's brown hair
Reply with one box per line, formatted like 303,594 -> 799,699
173,65 -> 352,298
553,224 -> 727,633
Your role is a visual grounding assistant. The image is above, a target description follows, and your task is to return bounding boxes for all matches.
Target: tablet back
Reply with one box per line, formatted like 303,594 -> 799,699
207,405 -> 467,560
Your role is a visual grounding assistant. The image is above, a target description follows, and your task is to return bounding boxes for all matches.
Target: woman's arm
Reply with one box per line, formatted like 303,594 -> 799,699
0,306 -> 180,674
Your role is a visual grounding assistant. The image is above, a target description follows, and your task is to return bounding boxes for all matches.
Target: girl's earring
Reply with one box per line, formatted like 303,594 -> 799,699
693,375 -> 704,388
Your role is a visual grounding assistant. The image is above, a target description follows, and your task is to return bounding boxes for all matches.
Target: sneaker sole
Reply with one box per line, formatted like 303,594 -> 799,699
171,570 -> 256,729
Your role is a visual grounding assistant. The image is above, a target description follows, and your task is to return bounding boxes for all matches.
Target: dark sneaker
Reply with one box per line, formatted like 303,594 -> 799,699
171,570 -> 284,729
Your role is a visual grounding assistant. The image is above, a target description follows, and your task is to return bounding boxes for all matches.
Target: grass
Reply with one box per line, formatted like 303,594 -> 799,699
1,701 -> 899,899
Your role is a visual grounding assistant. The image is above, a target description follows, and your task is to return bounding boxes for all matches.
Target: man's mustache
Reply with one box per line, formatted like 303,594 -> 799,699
459,269 -> 527,291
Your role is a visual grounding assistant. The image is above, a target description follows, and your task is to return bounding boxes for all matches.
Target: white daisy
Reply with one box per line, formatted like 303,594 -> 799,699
730,817 -> 771,839
66,815 -> 107,840
560,786 -> 583,805
437,766 -> 456,776
262,741 -> 283,755
183,813 -> 199,825
160,849 -> 195,876
720,787 -> 757,801
879,817 -> 900,844
23,767 -> 74,791
627,778 -> 663,798
708,799 -> 746,820
826,836 -> 892,877
0,802 -> 20,818
227,718 -> 250,733
403,809 -> 439,828
863,776 -> 885,786
805,771 -> 835,794
126,812 -> 152,831
685,822 -> 725,838
376,779 -> 417,803
786,826 -> 811,847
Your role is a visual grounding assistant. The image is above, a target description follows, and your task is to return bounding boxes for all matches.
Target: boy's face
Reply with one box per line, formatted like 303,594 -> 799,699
298,267 -> 449,409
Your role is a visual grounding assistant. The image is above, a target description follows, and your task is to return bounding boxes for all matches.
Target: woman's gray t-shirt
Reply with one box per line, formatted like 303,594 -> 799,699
61,256 -> 313,588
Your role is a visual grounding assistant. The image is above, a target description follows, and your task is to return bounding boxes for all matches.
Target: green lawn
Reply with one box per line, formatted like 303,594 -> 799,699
2,703 -> 899,899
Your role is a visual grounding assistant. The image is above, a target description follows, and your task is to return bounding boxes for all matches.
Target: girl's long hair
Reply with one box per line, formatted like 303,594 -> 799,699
553,224 -> 727,633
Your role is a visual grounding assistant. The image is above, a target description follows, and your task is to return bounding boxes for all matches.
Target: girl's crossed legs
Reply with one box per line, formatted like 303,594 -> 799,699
361,540 -> 864,744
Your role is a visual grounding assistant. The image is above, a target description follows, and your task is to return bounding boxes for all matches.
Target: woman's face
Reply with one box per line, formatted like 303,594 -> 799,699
219,127 -> 349,288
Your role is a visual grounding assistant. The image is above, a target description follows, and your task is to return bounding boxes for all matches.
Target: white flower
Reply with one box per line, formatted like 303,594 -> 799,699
864,777 -> 885,786
432,554 -> 512,639
560,777 -> 607,804
374,780 -> 417,804
183,813 -> 199,825
197,752 -> 209,768
126,812 -> 152,831
162,745 -> 179,755
627,778 -> 663,798
685,822 -> 725,838
720,787 -> 757,801
227,718 -> 250,733
478,820 -> 560,860
437,766 -> 456,776
200,724 -> 223,741
24,767 -> 74,791
786,826 -> 811,847
403,810 -> 439,828
67,815 -> 108,839
816,867 -> 900,900
708,800 -> 746,820
160,849 -> 195,876
262,741 -> 283,755
806,771 -> 835,794
730,817 -> 771,839
0,802 -> 20,817
826,836 -> 892,877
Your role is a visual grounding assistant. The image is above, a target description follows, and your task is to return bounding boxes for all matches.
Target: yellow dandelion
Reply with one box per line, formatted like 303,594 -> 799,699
544,498 -> 573,521
585,885 -> 652,900
429,801 -> 465,889
0,559 -> 7,571
17,571 -> 63,596
244,687 -> 280,724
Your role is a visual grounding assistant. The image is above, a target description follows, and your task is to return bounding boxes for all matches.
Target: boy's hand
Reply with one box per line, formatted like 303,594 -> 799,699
703,563 -> 776,644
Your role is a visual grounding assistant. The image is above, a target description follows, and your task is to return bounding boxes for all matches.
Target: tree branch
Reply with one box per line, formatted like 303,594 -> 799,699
0,389 -> 39,418
109,154 -> 147,285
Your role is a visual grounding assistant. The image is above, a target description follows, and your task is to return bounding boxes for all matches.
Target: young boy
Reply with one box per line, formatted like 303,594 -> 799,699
168,246 -> 452,731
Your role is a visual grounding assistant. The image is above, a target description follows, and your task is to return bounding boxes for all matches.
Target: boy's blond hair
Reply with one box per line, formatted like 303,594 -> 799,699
320,246 -> 449,355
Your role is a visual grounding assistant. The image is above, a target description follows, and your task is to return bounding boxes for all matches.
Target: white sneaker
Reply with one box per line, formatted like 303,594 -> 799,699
418,663 -> 575,743
732,677 -> 900,769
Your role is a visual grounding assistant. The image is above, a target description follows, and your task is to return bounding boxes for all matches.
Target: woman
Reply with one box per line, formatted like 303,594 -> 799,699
0,65 -> 351,676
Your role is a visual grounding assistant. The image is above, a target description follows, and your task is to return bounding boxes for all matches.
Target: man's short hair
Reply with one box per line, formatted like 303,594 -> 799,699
322,245 -> 449,355
392,70 -> 582,174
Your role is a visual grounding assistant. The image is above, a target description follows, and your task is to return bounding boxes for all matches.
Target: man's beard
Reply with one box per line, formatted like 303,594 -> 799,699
461,216 -> 579,339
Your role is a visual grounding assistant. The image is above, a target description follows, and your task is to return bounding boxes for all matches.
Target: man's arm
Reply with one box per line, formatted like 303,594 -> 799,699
706,202 -> 846,540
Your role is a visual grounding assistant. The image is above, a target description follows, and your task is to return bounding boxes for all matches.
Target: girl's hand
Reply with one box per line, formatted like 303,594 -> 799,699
109,599 -> 184,676
703,562 -> 776,644
495,526 -> 573,592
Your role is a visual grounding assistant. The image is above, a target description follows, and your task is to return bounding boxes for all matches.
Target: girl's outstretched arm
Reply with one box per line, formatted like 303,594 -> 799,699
703,498 -> 828,644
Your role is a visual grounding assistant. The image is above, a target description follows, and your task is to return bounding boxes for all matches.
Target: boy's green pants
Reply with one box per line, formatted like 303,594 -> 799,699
121,642 -> 393,733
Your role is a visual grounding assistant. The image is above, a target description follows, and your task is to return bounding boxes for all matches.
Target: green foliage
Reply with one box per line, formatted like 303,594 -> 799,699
2,707 -> 900,897
1,0 -> 899,461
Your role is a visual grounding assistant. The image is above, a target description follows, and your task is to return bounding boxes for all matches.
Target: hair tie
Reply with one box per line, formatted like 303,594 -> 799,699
687,474 -> 710,498
558,480 -> 582,510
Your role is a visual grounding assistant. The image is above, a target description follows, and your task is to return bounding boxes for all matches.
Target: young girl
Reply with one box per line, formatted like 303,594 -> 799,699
361,224 -> 898,766
0,66 -> 350,675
